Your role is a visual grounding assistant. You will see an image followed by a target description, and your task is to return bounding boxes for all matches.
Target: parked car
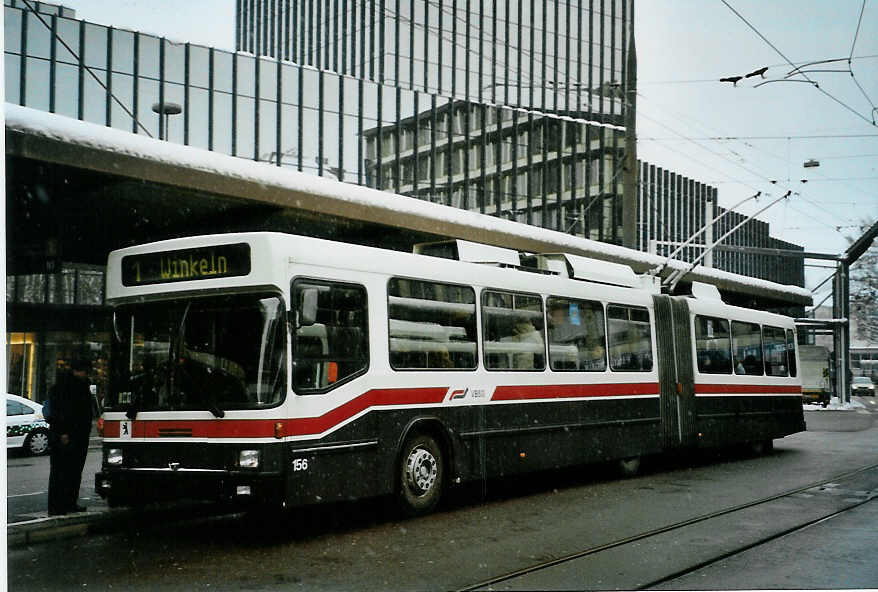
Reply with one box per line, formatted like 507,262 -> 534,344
852,376 -> 875,397
6,393 -> 50,455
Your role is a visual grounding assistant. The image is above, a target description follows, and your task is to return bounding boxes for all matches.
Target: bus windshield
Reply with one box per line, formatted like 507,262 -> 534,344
107,293 -> 287,414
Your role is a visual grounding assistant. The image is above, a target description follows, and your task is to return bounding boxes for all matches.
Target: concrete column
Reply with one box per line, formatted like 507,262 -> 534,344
621,26 -> 637,249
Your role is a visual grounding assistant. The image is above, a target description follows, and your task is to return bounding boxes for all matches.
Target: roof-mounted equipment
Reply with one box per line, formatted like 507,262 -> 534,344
414,239 -> 521,267
536,253 -> 642,289
690,281 -> 723,301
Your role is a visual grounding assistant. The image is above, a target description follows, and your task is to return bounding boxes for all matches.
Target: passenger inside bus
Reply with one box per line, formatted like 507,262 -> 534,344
547,299 -> 605,371
511,320 -> 544,370
483,291 -> 545,371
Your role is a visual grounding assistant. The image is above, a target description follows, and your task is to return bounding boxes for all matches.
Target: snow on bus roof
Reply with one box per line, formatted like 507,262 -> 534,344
5,105 -> 812,306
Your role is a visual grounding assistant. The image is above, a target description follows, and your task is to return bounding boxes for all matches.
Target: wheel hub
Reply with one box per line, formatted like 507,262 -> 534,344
405,447 -> 437,496
28,432 -> 49,455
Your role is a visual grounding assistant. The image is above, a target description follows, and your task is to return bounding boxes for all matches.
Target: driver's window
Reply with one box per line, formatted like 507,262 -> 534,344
291,279 -> 369,394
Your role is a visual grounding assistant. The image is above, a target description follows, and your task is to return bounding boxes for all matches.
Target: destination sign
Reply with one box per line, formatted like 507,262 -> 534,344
121,243 -> 251,286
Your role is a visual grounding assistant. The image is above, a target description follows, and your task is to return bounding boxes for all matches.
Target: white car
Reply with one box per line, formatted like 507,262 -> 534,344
852,376 -> 875,397
6,393 -> 51,455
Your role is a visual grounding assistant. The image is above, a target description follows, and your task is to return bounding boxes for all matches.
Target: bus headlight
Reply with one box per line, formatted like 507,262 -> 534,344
238,449 -> 261,468
107,448 -> 123,465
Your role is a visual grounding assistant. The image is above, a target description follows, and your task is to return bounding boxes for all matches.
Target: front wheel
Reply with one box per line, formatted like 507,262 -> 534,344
398,434 -> 444,517
25,429 -> 50,456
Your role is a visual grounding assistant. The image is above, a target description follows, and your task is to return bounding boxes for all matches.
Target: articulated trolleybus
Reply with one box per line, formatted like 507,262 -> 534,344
96,232 -> 804,514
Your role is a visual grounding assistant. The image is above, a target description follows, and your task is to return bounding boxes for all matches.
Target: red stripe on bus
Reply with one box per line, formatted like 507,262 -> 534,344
101,387 -> 448,439
695,384 -> 802,395
492,382 -> 660,401
285,387 -> 448,436
101,420 -> 279,439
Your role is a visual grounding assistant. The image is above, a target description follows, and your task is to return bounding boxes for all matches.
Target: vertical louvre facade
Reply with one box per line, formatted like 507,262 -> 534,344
236,0 -> 635,242
637,161 -> 805,288
236,0 -> 630,112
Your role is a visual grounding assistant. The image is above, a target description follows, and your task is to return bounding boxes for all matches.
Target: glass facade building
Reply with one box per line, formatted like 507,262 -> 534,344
236,0 -> 636,240
236,0 -> 631,113
5,0 -> 634,240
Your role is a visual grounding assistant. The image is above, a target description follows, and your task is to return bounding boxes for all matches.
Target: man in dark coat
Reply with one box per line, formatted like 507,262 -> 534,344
47,357 -> 94,515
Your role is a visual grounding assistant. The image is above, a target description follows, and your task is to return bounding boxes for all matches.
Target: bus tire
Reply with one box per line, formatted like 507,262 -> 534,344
750,439 -> 774,456
398,433 -> 444,517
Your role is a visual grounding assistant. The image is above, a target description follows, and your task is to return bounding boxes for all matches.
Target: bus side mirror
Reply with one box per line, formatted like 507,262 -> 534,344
299,288 -> 318,327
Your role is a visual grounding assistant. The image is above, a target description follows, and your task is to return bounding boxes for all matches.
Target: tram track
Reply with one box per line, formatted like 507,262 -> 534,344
638,493 -> 878,590
458,461 -> 878,591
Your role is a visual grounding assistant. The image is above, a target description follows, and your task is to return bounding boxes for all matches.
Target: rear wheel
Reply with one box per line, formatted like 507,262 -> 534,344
749,439 -> 774,456
24,428 -> 50,456
398,434 -> 444,516
618,456 -> 641,477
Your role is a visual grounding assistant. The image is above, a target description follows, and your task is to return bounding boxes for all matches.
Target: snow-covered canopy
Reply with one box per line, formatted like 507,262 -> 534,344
5,104 -> 813,307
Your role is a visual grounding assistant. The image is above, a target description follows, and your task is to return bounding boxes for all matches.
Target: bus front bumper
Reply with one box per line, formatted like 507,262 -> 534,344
95,467 -> 285,506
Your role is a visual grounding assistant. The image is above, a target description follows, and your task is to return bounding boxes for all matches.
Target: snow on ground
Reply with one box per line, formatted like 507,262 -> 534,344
805,398 -> 868,411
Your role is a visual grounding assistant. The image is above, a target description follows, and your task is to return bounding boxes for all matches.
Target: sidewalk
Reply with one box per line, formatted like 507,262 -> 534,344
8,496 -> 229,548
8,429 -> 110,544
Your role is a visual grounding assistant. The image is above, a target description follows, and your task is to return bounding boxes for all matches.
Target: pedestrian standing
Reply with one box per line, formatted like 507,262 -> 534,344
47,357 -> 94,516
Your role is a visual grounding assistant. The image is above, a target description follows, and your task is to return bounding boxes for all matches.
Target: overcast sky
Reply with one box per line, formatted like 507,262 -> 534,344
56,0 -> 877,300
635,0 -> 877,301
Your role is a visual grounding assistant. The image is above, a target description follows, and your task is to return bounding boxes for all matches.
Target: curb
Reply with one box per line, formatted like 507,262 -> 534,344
8,511 -> 101,547
7,501 -> 236,548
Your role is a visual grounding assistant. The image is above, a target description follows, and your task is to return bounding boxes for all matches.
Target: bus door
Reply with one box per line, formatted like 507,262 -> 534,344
652,295 -> 697,448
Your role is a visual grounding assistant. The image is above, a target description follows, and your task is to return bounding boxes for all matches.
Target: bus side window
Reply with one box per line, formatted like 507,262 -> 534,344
482,290 -> 545,371
694,315 -> 732,374
763,325 -> 789,377
607,305 -> 653,372
388,278 -> 477,371
731,321 -> 764,376
291,279 -> 368,394
547,296 -> 606,371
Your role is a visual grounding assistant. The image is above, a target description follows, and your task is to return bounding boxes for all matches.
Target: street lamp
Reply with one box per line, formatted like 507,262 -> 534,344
151,102 -> 182,141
